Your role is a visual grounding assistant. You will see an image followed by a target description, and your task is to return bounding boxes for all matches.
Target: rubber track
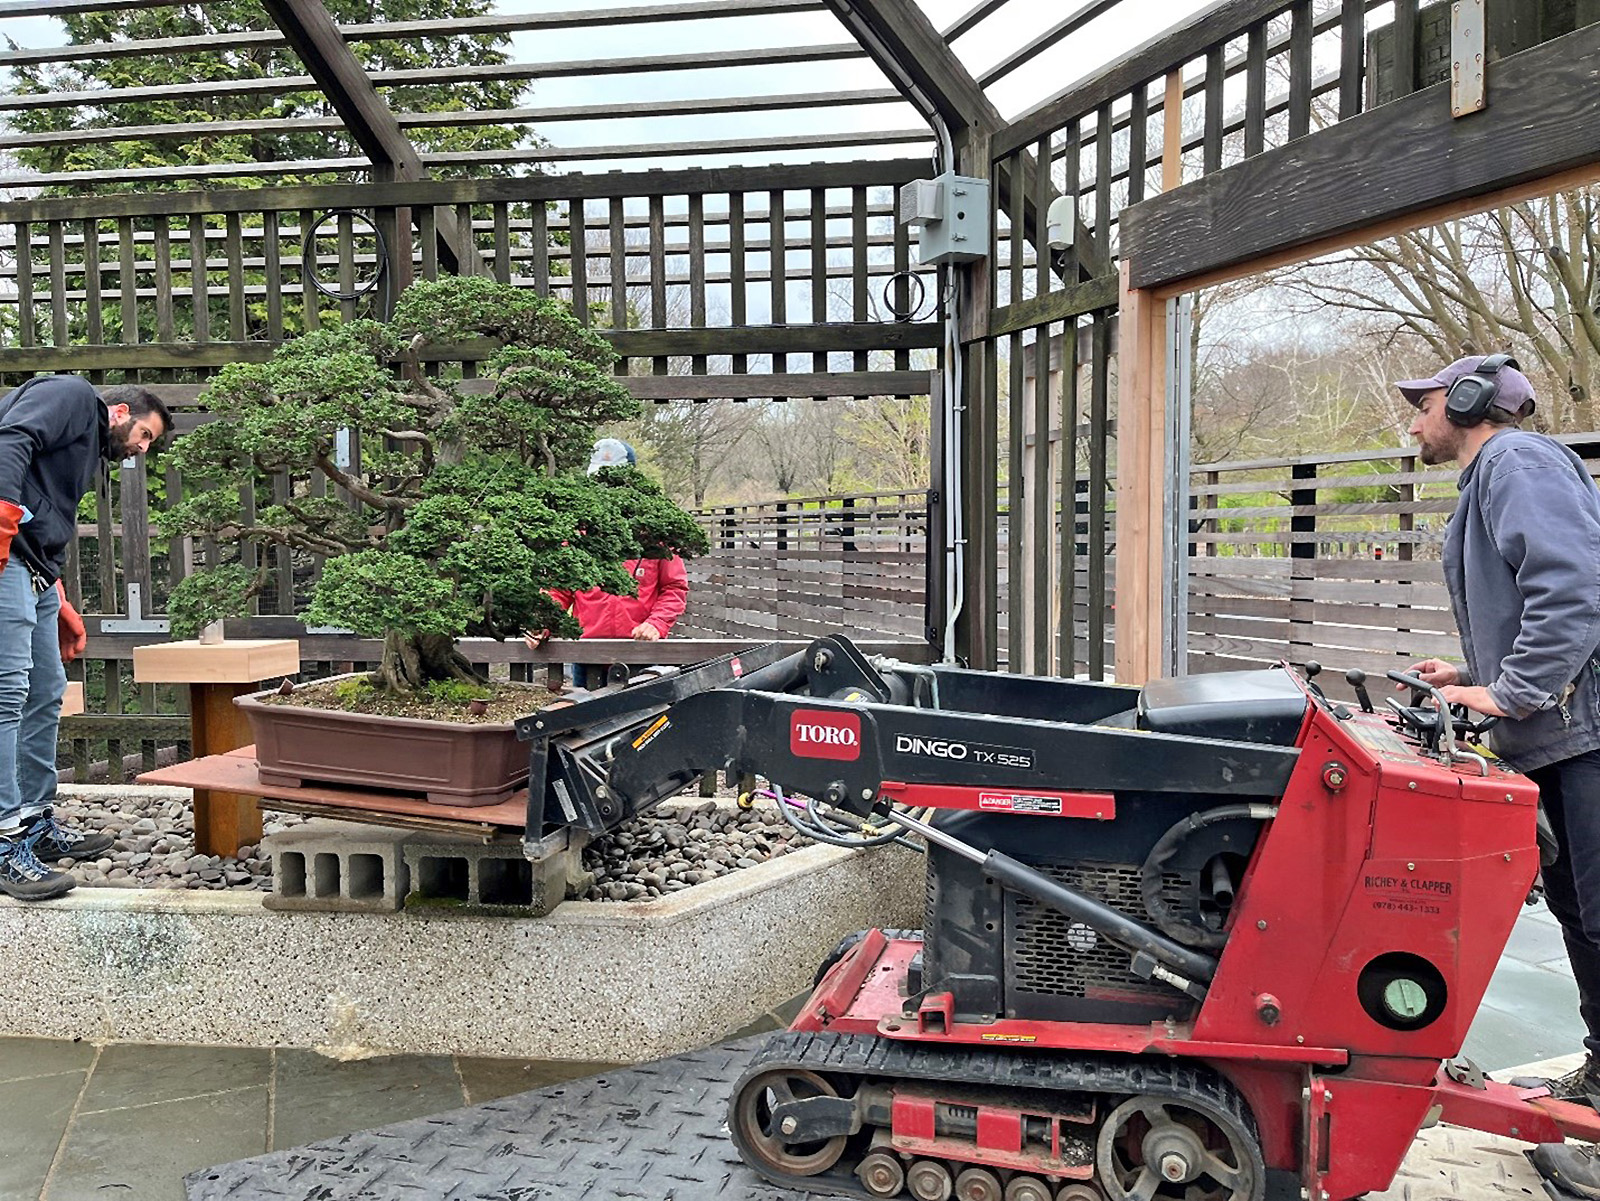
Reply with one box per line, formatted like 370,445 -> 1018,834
730,1029 -> 1261,1200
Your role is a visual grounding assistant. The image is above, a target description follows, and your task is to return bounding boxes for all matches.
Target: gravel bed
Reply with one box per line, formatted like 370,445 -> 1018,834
48,785 -> 814,901
49,786 -> 306,892
576,798 -> 812,901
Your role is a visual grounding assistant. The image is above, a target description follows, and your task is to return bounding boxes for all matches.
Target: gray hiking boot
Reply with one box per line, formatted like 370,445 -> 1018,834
1510,1055 -> 1600,1105
24,807 -> 113,862
0,830 -> 75,901
1531,1143 -> 1600,1199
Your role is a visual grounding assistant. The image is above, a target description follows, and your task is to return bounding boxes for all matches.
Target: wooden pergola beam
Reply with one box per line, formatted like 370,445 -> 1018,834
0,0 -> 822,67
260,0 -> 421,181
0,0 -> 168,13
1,89 -> 905,152
0,158 -> 927,222
0,129 -> 932,190
260,0 -> 480,275
0,44 -> 866,112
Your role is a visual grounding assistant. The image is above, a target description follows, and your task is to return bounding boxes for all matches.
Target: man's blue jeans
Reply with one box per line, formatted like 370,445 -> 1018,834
0,559 -> 64,833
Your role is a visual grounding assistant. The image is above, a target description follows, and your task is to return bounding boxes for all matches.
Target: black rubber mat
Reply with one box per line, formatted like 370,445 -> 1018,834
183,1037 -> 836,1200
183,1034 -> 1303,1200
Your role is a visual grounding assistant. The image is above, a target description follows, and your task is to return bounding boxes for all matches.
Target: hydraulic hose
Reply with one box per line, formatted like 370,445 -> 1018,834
764,785 -> 921,852
1141,803 -> 1278,949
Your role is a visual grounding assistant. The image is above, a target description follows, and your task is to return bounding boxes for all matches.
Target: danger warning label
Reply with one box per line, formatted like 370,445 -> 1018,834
978,792 -> 1065,814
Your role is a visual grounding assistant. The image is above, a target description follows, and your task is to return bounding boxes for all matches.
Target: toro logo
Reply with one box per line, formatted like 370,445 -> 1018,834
790,709 -> 862,761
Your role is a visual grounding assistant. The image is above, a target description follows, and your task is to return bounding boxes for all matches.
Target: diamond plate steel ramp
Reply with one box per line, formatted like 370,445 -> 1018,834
1369,1124 -> 1553,1201
184,1038 -> 829,1201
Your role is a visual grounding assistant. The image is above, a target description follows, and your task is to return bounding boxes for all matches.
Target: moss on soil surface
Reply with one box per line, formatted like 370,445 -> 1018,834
259,677 -> 553,724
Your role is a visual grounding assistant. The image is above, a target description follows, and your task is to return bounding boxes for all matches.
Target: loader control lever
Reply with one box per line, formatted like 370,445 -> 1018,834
1383,670 -> 1491,775
1345,669 -> 1375,713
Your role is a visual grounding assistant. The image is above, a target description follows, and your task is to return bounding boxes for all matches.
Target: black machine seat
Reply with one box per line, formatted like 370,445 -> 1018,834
1136,668 -> 1307,747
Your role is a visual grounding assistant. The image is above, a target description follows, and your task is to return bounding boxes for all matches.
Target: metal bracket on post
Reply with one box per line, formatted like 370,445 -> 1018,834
99,582 -> 171,634
1451,0 -> 1486,117
1161,296 -> 1193,679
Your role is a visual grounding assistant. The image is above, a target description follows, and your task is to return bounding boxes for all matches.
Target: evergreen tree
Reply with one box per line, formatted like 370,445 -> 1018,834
157,276 -> 708,694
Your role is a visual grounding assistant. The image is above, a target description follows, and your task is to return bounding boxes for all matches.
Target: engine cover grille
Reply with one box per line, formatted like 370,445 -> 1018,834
1008,862 -> 1191,1008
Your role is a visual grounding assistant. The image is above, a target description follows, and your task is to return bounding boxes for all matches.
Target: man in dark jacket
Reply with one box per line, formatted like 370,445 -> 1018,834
1396,355 -> 1600,1195
0,375 -> 169,901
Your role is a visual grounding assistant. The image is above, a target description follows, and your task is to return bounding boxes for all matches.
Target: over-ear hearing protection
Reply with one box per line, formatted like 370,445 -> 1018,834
1445,353 -> 1520,427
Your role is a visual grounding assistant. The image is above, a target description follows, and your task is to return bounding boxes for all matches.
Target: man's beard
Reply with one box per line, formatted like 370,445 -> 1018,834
1417,426 -> 1466,465
107,424 -> 135,459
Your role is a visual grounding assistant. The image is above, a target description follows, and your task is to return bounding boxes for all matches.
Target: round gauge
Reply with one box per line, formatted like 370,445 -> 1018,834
1382,977 -> 1430,1021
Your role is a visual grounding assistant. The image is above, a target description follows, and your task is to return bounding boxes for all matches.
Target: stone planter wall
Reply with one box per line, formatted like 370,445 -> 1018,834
0,839 -> 924,1061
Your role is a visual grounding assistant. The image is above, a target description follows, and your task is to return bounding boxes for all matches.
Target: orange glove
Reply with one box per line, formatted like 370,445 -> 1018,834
55,581 -> 85,664
0,499 -> 22,577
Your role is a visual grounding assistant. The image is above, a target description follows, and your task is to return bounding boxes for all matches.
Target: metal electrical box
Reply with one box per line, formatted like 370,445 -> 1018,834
898,173 -> 989,266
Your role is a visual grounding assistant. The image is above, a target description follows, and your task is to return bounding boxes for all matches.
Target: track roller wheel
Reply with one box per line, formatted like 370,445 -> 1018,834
729,1067 -> 847,1177
1055,1184 -> 1105,1201
1004,1176 -> 1052,1201
955,1165 -> 1003,1201
1095,1093 -> 1264,1201
907,1158 -> 955,1201
858,1150 -> 907,1198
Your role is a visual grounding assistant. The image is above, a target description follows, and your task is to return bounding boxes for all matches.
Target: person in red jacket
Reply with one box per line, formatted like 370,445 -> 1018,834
545,552 -> 689,643
525,441 -> 689,676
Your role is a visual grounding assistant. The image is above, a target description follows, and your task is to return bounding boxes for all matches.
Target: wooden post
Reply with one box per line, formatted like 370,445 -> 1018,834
132,639 -> 300,857
1114,260 -> 1167,686
1162,70 -> 1184,192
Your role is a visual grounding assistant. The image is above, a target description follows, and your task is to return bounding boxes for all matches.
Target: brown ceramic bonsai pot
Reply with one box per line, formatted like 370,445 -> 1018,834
234,673 -> 528,806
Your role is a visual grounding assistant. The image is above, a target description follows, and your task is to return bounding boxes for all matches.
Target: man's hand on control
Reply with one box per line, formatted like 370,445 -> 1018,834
523,629 -> 551,650
1400,658 -> 1460,689
630,623 -> 662,641
1438,685 -> 1507,717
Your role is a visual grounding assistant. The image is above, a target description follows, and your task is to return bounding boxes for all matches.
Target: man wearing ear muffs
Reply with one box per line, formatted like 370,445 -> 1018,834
1396,354 -> 1600,1195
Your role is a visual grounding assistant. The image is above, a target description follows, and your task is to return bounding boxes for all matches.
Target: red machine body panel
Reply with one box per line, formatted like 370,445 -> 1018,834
1194,713 -> 1539,1060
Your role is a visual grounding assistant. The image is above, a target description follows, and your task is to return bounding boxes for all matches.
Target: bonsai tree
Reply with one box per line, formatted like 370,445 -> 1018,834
158,275 -> 708,693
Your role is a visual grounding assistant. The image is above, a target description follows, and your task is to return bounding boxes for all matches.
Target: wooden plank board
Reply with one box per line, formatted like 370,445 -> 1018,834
138,746 -> 527,829
0,160 -> 929,225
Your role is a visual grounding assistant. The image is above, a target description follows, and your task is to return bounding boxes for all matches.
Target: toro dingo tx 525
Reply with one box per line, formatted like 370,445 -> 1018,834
517,635 -> 1600,1201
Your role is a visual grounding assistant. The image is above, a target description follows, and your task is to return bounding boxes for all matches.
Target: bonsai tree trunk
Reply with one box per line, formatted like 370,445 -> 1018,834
376,631 -> 483,692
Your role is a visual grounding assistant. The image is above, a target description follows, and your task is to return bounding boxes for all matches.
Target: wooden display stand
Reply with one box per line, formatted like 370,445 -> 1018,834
132,639 -> 300,857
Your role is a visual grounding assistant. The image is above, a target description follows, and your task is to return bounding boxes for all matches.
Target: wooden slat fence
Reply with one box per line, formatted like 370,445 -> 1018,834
0,160 -> 940,397
1185,436 -> 1600,685
682,491 -> 930,643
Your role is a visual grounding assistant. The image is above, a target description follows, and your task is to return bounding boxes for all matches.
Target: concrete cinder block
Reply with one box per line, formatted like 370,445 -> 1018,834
401,833 -> 577,917
264,820 -> 410,913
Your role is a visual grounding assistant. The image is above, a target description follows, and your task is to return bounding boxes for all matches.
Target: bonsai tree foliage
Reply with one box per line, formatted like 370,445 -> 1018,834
158,276 -> 708,693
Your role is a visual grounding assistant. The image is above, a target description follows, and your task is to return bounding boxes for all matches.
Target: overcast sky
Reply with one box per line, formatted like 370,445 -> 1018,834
0,1 -> 1223,172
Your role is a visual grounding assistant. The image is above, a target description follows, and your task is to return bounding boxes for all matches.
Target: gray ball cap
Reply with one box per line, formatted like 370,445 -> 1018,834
1394,355 -> 1536,415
